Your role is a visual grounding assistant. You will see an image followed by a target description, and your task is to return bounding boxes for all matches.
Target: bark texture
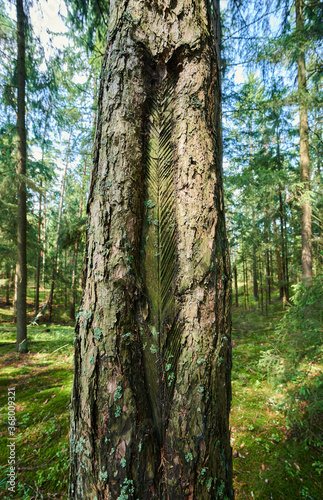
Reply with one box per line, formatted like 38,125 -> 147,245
16,0 -> 27,353
69,1 -> 232,498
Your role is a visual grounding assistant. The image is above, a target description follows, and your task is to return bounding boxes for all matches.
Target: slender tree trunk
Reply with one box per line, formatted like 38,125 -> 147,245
234,265 -> 238,307
16,0 -> 27,352
245,258 -> 249,310
279,191 -> 288,309
265,248 -> 271,304
252,243 -> 258,301
296,0 -> 312,281
70,158 -> 87,320
35,189 -> 42,314
284,206 -> 289,302
69,1 -> 232,498
35,101 -> 52,314
242,256 -> 247,309
259,256 -> 264,314
13,266 -> 18,323
48,131 -> 71,322
273,219 -> 283,298
6,266 -> 10,305
42,187 -> 46,288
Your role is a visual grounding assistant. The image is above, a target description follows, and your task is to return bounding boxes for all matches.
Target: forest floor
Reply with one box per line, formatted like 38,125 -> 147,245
0,298 -> 322,499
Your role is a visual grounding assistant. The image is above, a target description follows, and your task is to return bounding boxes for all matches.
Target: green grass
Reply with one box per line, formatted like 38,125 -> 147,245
0,290 -> 322,499
231,301 -> 323,499
0,324 -> 74,500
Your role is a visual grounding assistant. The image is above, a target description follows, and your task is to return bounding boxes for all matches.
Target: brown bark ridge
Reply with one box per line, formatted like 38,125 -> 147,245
16,0 -> 27,353
296,0 -> 312,282
69,1 -> 232,498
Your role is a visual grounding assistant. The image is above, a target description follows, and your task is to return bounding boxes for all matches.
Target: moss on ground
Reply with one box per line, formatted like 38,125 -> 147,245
0,324 -> 74,500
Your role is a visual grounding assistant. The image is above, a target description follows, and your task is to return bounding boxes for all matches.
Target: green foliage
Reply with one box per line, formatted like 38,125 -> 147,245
259,275 -> 323,448
231,299 -> 323,499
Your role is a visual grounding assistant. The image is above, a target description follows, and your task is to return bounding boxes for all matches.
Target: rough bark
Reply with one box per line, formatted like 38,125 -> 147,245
296,0 -> 312,281
69,1 -> 232,499
16,0 -> 27,352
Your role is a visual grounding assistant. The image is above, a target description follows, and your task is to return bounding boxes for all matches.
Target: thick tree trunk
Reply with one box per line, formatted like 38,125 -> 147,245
16,0 -> 27,352
296,0 -> 312,281
69,1 -> 232,499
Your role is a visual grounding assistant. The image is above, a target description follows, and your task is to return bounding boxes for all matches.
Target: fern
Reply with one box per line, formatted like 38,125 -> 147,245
140,75 -> 180,440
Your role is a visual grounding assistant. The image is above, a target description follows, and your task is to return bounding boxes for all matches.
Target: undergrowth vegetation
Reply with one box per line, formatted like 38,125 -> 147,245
259,275 -> 323,451
0,282 -> 322,499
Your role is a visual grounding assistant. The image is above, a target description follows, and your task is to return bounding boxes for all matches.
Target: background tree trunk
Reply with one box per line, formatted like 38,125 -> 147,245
69,1 -> 232,498
48,131 -> 71,322
16,0 -> 27,352
296,0 -> 312,281
70,157 -> 87,320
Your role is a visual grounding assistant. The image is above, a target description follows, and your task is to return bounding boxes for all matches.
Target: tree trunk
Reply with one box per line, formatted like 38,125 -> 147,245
42,187 -> 47,288
252,243 -> 258,301
16,0 -> 27,352
234,265 -> 238,307
242,256 -> 246,309
296,0 -> 312,281
69,1 -> 232,499
273,219 -> 283,298
70,157 -> 87,321
5,265 -> 10,305
35,189 -> 42,314
48,131 -> 71,322
13,266 -> 18,323
259,256 -> 264,314
279,190 -> 288,309
245,258 -> 249,310
35,101 -> 52,315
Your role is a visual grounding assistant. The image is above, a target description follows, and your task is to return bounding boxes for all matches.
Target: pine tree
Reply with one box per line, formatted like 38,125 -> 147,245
16,0 -> 27,352
69,0 -> 233,498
